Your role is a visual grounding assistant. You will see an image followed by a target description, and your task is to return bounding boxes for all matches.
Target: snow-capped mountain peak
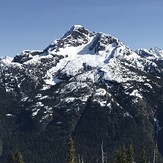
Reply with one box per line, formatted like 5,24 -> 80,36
1,25 -> 163,162
136,47 -> 163,59
149,47 -> 163,58
43,25 -> 139,60
11,25 -> 141,65
62,25 -> 93,39
6,25 -> 145,88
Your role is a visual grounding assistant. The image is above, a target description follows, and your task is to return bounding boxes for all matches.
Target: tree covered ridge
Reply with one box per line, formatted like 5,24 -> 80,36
5,135 -> 159,163
66,135 -> 151,163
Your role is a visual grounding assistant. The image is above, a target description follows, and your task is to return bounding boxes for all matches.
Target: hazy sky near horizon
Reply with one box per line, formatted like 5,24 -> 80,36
0,0 -> 163,57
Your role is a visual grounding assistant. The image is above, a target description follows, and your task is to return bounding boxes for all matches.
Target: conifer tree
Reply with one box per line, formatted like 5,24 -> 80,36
66,135 -> 78,163
126,144 -> 134,163
140,144 -> 147,163
121,145 -> 127,163
112,145 -> 127,163
7,151 -> 25,163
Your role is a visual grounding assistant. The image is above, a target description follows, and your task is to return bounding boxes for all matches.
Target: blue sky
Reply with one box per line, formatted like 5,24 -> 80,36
0,0 -> 163,57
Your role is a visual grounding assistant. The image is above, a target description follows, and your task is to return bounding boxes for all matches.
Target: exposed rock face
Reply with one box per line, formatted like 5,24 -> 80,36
0,25 -> 163,163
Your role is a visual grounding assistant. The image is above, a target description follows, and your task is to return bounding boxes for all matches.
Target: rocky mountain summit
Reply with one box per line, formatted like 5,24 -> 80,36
0,25 -> 163,162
